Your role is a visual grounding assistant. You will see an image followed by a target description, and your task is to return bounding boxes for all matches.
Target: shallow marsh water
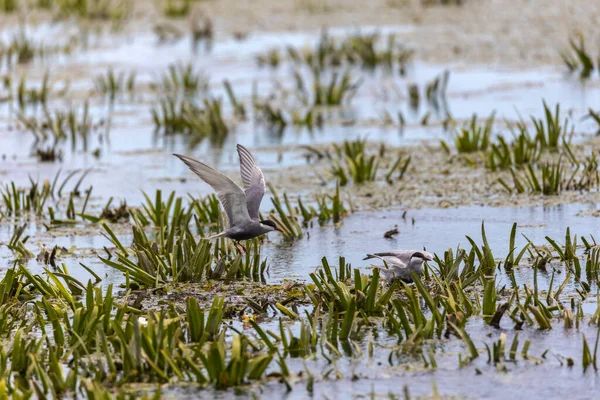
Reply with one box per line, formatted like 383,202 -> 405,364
0,13 -> 600,400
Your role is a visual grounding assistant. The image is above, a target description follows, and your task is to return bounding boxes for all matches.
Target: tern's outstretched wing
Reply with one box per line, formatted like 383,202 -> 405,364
174,153 -> 250,227
236,144 -> 265,220
363,250 -> 433,263
363,254 -> 407,268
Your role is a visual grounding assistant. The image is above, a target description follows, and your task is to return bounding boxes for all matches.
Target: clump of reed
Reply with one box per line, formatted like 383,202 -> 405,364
0,33 -> 75,66
254,101 -> 323,133
93,68 -> 136,101
587,109 -> 600,135
267,183 -> 353,240
485,126 -> 541,172
151,96 -> 229,145
99,190 -> 269,287
298,182 -> 351,226
256,48 -> 281,68
498,158 -> 569,195
57,0 -> 131,25
304,138 -> 411,186
292,68 -> 361,106
442,113 -> 495,154
0,0 -> 18,12
36,145 -> 63,162
499,151 -> 600,195
150,62 -> 209,96
560,34 -> 598,79
6,72 -> 69,111
281,30 -> 414,73
1,169 -> 89,218
163,0 -> 190,18
17,102 -> 102,153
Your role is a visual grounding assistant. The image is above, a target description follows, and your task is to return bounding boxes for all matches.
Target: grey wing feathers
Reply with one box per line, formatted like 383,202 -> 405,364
173,153 -> 250,227
364,250 -> 433,263
364,254 -> 406,268
236,144 -> 265,220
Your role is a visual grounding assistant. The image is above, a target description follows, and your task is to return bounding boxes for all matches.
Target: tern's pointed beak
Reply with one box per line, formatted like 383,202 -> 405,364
275,226 -> 283,233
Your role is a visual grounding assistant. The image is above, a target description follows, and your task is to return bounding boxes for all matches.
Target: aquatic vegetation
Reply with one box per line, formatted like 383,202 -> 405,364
223,80 -> 246,120
100,220 -> 266,287
163,0 -> 190,18
1,169 -> 89,217
298,182 -> 351,226
0,213 -> 597,397
498,149 -> 599,195
294,68 -> 361,106
151,96 -> 229,143
151,95 -> 195,134
586,109 -> 600,135
444,113 -> 495,154
485,133 -> 541,171
93,68 -> 136,100
326,138 -> 411,185
425,69 -> 450,110
282,30 -> 413,72
256,48 -> 281,67
185,98 -> 229,143
3,223 -> 34,259
498,160 -> 567,195
17,102 -> 100,152
7,72 -> 69,110
254,100 -> 323,133
1,6 -> 600,398
36,145 -> 63,162
151,62 -> 209,96
267,183 -> 303,240
191,15 -> 213,45
560,34 -> 597,79
0,0 -> 17,12
253,100 -> 287,132
0,32 -> 75,66
532,101 -> 572,151
331,148 -> 378,185
57,0 -> 131,24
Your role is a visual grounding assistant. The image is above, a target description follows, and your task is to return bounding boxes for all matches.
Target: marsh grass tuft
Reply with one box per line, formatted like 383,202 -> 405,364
297,68 -> 361,106
151,96 -> 229,144
532,102 -> 573,151
319,138 -> 412,185
151,62 -> 209,96
448,113 -> 495,154
93,68 -> 136,100
17,102 -> 101,153
561,34 -> 597,79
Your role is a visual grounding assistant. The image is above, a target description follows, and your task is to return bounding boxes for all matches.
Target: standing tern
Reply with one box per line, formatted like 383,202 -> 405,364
363,250 -> 434,283
174,144 -> 282,253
